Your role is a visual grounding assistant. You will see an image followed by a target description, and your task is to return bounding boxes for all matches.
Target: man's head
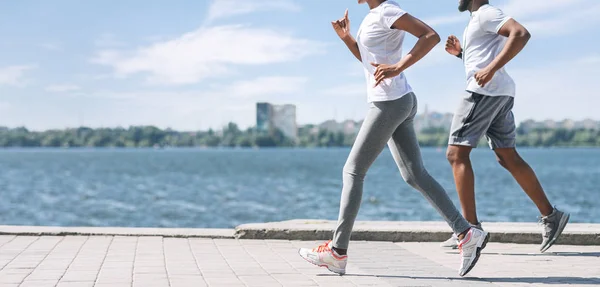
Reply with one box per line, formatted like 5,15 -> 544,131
459,0 -> 490,12
458,0 -> 473,12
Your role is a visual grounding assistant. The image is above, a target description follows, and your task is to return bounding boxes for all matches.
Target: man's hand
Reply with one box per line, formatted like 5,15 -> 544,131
445,35 -> 462,56
332,9 -> 351,40
474,67 -> 496,87
371,63 -> 402,87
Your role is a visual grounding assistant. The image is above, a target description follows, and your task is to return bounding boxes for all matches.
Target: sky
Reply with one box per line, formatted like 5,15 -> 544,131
1,0 -> 599,131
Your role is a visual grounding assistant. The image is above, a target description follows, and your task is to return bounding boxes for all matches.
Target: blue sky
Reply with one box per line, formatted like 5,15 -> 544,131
1,0 -> 599,131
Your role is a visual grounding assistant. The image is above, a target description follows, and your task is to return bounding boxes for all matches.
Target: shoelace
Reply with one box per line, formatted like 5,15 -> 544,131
313,240 -> 332,253
538,217 -> 553,238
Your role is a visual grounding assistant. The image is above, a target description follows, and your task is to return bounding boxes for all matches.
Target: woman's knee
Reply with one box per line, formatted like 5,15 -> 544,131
343,163 -> 366,180
401,165 -> 428,189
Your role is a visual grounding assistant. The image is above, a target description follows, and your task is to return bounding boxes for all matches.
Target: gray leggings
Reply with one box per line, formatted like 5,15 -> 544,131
332,93 -> 471,249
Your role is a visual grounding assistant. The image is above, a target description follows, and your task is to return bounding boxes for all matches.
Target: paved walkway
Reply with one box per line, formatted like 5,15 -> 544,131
0,235 -> 598,287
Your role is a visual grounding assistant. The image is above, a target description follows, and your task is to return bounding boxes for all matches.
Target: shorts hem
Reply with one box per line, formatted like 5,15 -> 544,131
489,139 -> 516,150
448,136 -> 479,148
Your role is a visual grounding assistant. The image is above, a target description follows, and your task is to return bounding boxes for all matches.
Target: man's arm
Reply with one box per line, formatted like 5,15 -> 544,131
487,19 -> 531,72
341,36 -> 362,62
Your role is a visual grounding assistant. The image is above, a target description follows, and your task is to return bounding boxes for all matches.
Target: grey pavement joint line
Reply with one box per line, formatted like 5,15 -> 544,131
262,240 -> 321,286
213,239 -> 247,286
130,236 -> 139,287
21,236 -> 69,284
0,235 -> 17,249
0,236 -> 41,282
239,240 -> 285,287
186,238 -> 209,286
161,237 -> 172,287
55,236 -> 90,284
349,241 -> 495,287
93,236 -> 116,286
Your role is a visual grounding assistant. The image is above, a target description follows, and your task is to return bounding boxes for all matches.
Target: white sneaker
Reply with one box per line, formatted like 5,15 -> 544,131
441,222 -> 484,249
458,227 -> 489,277
298,240 -> 347,275
440,234 -> 459,249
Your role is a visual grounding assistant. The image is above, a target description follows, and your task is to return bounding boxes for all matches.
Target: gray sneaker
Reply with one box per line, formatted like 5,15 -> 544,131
540,208 -> 570,253
440,222 -> 484,249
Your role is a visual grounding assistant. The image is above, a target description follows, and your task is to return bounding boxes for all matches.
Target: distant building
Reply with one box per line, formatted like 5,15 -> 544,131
256,103 -> 272,132
256,102 -> 298,140
414,105 -> 454,132
317,120 -> 361,135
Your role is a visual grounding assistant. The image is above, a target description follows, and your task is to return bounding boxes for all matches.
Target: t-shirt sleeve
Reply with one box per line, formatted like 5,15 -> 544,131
478,6 -> 512,33
380,4 -> 407,29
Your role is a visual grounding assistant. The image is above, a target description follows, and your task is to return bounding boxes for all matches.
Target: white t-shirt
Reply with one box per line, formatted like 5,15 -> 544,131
463,4 -> 516,97
357,1 -> 412,103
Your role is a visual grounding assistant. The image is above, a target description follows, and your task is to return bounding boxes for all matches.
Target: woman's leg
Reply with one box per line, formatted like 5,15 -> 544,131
387,93 -> 471,235
332,96 -> 415,250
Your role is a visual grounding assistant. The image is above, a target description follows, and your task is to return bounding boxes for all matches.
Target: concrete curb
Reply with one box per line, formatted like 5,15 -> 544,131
234,220 -> 600,245
3,221 -> 599,245
0,225 -> 234,239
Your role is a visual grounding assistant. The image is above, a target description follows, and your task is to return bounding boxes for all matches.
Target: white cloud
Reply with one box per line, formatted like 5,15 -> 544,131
91,25 -> 325,85
510,55 -> 600,122
412,45 -> 454,69
522,3 -> 600,37
65,76 -> 309,130
206,0 -> 301,23
577,54 -> 600,64
45,84 -> 81,92
40,42 -> 62,51
423,15 -> 465,27
0,102 -> 11,111
501,0 -> 586,19
423,0 -> 591,31
321,83 -> 365,97
219,76 -> 308,99
94,33 -> 126,48
0,65 -> 36,87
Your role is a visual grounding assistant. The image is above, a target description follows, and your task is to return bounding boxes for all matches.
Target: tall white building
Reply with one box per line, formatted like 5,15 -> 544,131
256,103 -> 297,140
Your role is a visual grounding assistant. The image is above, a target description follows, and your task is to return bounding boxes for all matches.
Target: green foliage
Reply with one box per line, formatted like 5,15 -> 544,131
0,124 -> 598,148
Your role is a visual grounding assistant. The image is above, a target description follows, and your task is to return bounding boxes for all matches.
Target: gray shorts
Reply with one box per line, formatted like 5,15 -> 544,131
448,92 -> 516,149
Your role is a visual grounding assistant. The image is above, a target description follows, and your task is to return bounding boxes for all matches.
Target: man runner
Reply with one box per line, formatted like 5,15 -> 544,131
441,0 -> 570,253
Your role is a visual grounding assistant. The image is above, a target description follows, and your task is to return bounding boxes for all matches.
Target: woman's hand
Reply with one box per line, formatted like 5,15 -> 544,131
332,9 -> 351,40
371,63 -> 402,87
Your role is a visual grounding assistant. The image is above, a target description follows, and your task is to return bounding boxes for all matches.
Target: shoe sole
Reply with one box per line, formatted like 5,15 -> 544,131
298,250 -> 346,275
460,232 -> 490,277
540,213 -> 570,253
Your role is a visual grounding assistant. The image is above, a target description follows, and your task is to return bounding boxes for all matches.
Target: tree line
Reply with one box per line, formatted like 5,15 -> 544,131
1,124 -> 599,148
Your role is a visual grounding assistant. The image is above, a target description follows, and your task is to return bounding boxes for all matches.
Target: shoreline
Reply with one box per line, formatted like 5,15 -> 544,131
2,220 -> 598,245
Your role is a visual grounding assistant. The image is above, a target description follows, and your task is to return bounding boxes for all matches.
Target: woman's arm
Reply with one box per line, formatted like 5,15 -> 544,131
373,14 -> 440,87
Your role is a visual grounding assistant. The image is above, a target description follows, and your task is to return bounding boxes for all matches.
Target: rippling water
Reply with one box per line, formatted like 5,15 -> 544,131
0,148 -> 597,228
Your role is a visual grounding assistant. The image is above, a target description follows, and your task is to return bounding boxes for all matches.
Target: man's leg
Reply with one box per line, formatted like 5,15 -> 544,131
486,98 -> 570,252
494,148 -> 552,216
486,98 -> 553,215
446,93 -> 493,226
447,145 -> 478,224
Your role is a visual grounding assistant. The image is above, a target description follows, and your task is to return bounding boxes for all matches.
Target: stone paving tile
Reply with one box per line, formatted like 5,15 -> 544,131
1,236 -> 599,286
19,280 -> 61,287
56,282 -> 95,287
398,242 -> 600,287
